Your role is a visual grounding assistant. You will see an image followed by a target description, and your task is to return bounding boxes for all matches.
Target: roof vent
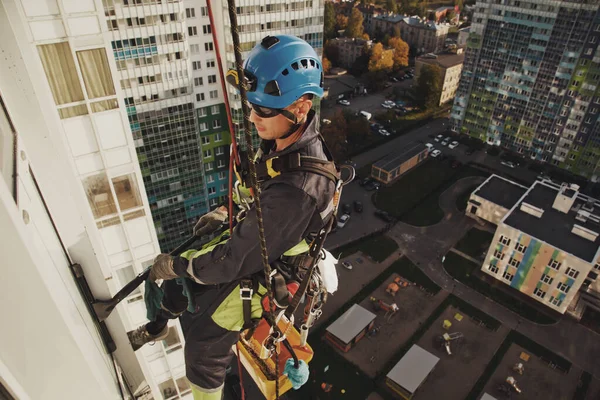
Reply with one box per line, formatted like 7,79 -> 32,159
583,199 -> 595,213
520,202 -> 544,218
572,224 -> 599,242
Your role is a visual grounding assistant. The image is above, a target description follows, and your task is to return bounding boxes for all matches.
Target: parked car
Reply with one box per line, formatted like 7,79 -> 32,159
381,103 -> 394,109
425,143 -> 434,152
374,209 -> 395,222
341,261 -> 353,270
434,134 -> 444,142
441,138 -> 450,146
338,99 -> 350,106
379,129 -> 391,136
337,214 -> 350,229
501,161 -> 517,168
354,201 -> 363,213
431,149 -> 442,158
342,203 -> 352,215
448,141 -> 459,149
365,181 -> 381,191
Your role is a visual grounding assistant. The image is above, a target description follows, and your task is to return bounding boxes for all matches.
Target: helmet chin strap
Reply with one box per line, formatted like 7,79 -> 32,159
279,109 -> 303,140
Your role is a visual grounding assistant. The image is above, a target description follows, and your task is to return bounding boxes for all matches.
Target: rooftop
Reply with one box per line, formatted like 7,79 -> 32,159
473,175 -> 528,210
504,181 -> 600,263
373,14 -> 447,31
417,51 -> 465,69
373,142 -> 427,172
386,344 -> 439,393
332,37 -> 372,47
326,304 -> 376,344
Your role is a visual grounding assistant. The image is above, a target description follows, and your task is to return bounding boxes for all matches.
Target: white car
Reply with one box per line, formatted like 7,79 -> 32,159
425,143 -> 434,152
441,139 -> 450,146
338,99 -> 350,106
337,214 -> 350,228
501,161 -> 517,169
341,261 -> 353,270
448,141 -> 459,149
381,103 -> 394,109
379,129 -> 390,136
434,134 -> 444,142
431,149 -> 442,158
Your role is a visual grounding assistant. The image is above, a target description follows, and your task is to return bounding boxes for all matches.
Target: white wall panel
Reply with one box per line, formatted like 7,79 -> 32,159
127,300 -> 149,327
74,153 -> 104,175
63,116 -> 98,157
20,0 -> 59,17
105,147 -> 131,167
134,242 -> 156,259
67,16 -> 100,36
149,357 -> 170,381
61,0 -> 95,14
166,349 -> 184,368
94,111 -> 127,149
124,217 -> 152,248
29,20 -> 65,41
99,223 -> 129,255
108,249 -> 132,266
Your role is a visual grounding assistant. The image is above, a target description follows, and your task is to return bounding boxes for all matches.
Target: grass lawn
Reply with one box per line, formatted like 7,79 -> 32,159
456,183 -> 480,212
454,228 -> 494,260
443,252 -> 556,324
335,234 -> 399,262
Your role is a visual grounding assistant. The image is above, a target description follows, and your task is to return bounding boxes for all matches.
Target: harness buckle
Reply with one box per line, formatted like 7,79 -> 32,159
240,279 -> 253,300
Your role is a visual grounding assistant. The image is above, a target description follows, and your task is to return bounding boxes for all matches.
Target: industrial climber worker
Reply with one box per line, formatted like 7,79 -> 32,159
127,35 -> 338,399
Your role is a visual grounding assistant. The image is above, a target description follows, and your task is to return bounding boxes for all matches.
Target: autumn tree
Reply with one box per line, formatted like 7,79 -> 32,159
415,64 -> 443,109
362,33 -> 370,40
321,110 -> 348,160
345,8 -> 364,39
324,2 -> 336,39
386,0 -> 397,14
336,14 -> 348,31
368,43 -> 393,72
388,37 -> 409,70
322,57 -> 332,74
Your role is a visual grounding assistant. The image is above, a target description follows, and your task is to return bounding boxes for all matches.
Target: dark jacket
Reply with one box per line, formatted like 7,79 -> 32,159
172,110 -> 336,284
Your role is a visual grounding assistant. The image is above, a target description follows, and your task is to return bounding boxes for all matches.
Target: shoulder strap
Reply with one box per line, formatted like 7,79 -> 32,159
254,152 -> 339,184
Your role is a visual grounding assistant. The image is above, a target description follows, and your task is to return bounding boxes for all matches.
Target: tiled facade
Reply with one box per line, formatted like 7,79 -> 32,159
371,15 -> 449,54
331,37 -> 372,69
451,1 -> 600,179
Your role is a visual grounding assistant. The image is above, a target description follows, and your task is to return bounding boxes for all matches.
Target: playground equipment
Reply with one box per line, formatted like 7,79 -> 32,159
436,332 -> 464,355
513,362 -> 524,375
369,296 -> 399,320
505,376 -> 522,394
386,276 -> 413,296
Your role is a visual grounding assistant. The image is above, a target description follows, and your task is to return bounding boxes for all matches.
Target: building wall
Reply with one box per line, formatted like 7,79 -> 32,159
450,1 -> 600,179
440,63 -> 463,105
481,224 -> 592,314
466,193 -> 510,225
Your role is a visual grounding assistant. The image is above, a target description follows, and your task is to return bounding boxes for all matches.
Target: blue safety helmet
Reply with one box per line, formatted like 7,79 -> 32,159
243,35 -> 324,109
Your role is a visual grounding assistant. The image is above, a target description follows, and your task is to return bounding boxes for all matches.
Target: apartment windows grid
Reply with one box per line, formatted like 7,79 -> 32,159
540,274 -> 553,284
499,235 -> 511,246
493,249 -> 505,260
502,271 -> 514,282
188,26 -> 198,36
220,183 -> 227,192
533,287 -> 546,299
205,162 -> 214,171
210,198 -> 218,206
548,259 -> 561,270
508,257 -> 520,268
565,268 -> 580,279
201,7 -> 208,16
557,282 -> 571,293
487,264 -> 499,273
208,75 -> 217,84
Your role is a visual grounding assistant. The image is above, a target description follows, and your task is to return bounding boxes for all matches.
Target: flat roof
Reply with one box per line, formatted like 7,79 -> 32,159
386,344 -> 439,393
480,394 -> 499,400
373,142 -> 426,171
326,304 -> 376,344
504,181 -> 600,263
417,52 -> 465,69
474,175 -> 528,210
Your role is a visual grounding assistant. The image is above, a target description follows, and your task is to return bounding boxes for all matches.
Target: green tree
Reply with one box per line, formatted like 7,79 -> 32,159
388,37 -> 409,70
368,43 -> 393,72
321,110 -> 348,160
336,14 -> 348,31
386,0 -> 397,14
324,41 -> 340,66
345,8 -> 364,39
415,64 -> 443,109
324,2 -> 336,39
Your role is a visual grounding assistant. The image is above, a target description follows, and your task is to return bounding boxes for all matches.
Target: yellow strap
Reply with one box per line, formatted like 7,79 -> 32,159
265,158 -> 281,178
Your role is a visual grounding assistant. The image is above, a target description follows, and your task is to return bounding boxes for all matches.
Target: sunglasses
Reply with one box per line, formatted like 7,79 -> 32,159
249,102 -> 283,118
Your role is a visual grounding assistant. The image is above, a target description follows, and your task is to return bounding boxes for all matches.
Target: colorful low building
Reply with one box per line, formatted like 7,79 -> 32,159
371,143 -> 428,185
386,344 -> 439,399
474,179 -> 600,314
324,304 -> 376,352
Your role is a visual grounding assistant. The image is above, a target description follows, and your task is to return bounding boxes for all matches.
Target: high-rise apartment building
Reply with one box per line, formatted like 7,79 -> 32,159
451,1 -> 600,179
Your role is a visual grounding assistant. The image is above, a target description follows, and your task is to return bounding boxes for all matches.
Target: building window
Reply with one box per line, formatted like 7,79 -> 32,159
210,198 -> 218,206
594,263 -> 600,271
38,42 -> 89,105
210,90 -> 218,99
502,271 -> 514,282
215,147 -> 224,156
190,44 -> 200,54
508,257 -> 520,268
218,171 -> 227,179
493,249 -> 505,260
186,8 -> 195,18
205,162 -> 214,171
192,61 -> 202,70
549,259 -> 561,270
112,175 -> 142,212
194,77 -> 203,86
499,235 -> 511,246
533,287 -> 546,299
205,42 -> 214,51
566,268 -> 580,279
220,183 -> 227,192
83,173 -> 118,219
198,108 -> 207,117
213,119 -> 221,129
515,243 -> 527,253
208,187 -> 216,195
188,26 -> 198,36
201,136 -> 210,145
207,59 -> 215,68
540,274 -> 553,284
217,160 -> 226,168
214,133 -> 222,142
201,6 -> 208,16
196,93 -> 205,102
550,296 -> 563,307
211,105 -> 220,114
203,25 -> 212,34
487,264 -> 499,273
557,282 -> 571,293
200,122 -> 208,131
206,175 -> 214,183
208,74 -> 217,84
203,149 -> 212,158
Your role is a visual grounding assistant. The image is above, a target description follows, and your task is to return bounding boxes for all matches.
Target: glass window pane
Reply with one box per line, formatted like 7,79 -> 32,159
58,104 -> 88,119
37,42 -> 85,105
176,377 -> 191,394
76,49 -> 116,99
90,99 -> 118,112
158,379 -> 177,400
162,326 -> 181,348
112,174 -> 142,211
83,173 -> 118,218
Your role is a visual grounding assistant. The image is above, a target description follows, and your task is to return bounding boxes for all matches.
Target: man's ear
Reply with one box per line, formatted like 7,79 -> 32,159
296,99 -> 313,120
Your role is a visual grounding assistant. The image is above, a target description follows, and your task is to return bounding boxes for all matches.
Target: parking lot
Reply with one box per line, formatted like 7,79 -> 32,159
332,273 -> 448,378
479,344 -> 582,400
410,305 -> 510,400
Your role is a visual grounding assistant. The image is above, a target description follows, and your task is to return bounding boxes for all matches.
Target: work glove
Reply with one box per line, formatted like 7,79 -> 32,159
193,206 -> 228,236
149,254 -> 179,281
